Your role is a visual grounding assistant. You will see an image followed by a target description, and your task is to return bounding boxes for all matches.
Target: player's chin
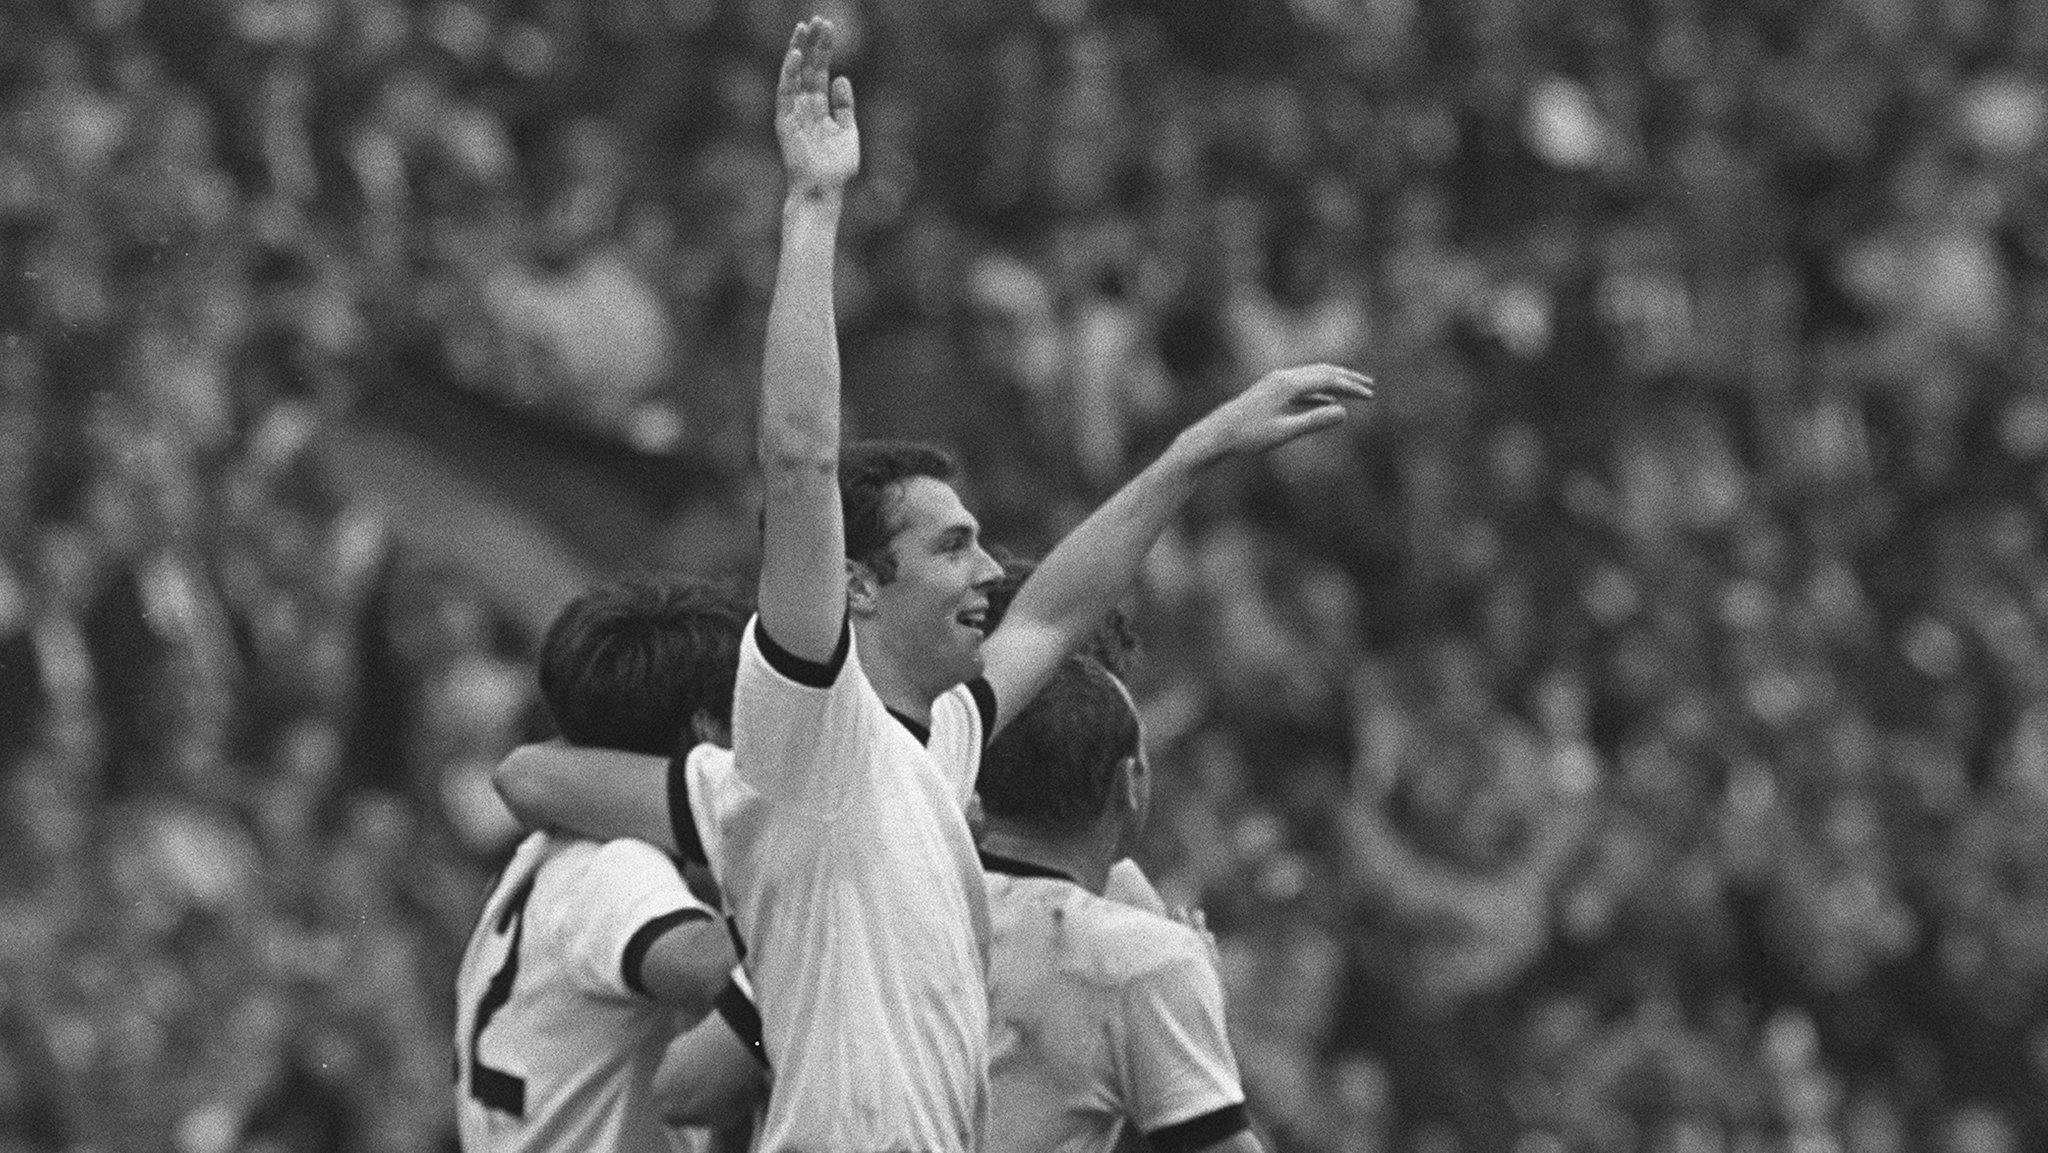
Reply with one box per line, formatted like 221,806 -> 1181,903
951,628 -> 988,673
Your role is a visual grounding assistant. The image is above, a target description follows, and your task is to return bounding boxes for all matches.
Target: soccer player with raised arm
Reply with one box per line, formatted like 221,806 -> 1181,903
453,579 -> 747,1153
492,16 -> 1371,1152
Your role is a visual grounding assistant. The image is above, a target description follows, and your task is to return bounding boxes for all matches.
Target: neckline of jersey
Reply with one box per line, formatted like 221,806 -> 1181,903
887,708 -> 931,745
978,850 -> 1081,887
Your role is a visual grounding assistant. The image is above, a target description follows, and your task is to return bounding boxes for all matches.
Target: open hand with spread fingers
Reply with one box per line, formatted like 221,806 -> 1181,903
776,16 -> 859,195
1179,363 -> 1376,463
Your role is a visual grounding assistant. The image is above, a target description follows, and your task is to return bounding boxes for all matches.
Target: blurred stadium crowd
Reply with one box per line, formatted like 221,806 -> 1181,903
4,0 -> 2048,1150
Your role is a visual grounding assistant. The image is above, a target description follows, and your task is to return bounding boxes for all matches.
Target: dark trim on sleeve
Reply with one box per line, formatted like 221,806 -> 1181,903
1147,1103 -> 1251,1153
665,751 -> 709,867
713,979 -> 770,1068
755,614 -> 850,688
966,676 -> 998,746
723,915 -> 747,962
622,907 -> 714,997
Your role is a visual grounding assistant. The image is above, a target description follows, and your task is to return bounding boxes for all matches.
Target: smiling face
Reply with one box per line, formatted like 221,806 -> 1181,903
855,475 -> 1005,702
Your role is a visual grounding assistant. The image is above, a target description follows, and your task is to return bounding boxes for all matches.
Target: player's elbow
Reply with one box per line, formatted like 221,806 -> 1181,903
658,1079 -> 743,1130
660,1096 -> 723,1129
654,1026 -> 765,1129
756,412 -> 837,474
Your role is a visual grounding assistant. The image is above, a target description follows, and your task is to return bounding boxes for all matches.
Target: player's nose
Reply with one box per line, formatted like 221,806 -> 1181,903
970,545 -> 1003,586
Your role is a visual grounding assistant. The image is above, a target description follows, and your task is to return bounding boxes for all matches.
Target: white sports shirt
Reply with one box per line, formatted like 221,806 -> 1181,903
453,831 -> 716,1153
982,858 -> 1251,1153
726,616 -> 993,1153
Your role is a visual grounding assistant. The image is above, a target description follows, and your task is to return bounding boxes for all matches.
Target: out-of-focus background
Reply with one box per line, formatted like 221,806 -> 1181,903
3,0 -> 2047,1149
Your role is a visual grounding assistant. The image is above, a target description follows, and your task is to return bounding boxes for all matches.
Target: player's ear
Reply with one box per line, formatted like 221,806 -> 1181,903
1115,755 -> 1145,816
1122,753 -> 1155,835
846,559 -> 881,618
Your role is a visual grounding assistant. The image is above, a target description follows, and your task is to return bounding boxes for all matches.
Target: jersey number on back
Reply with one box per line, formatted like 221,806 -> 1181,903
467,876 -> 535,1117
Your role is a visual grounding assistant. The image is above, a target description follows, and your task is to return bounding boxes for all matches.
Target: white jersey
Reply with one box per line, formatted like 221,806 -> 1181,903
675,742 -> 741,884
453,831 -> 716,1153
982,860 -> 1249,1153
726,616 -> 993,1153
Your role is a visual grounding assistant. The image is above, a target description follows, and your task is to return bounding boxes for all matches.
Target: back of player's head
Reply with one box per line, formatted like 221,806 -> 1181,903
840,440 -> 959,584
978,655 -> 1141,831
537,577 -> 753,757
984,549 -> 1138,678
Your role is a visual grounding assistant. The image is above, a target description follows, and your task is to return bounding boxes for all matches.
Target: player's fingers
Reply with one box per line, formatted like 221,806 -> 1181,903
777,43 -> 803,112
1277,404 -> 1350,437
805,19 -> 834,90
1302,366 -> 1373,399
830,75 -> 855,124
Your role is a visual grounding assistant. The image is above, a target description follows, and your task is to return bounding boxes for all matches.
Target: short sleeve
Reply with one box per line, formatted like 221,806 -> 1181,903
927,681 -> 989,807
1118,941 -> 1247,1140
733,615 -> 881,809
1105,859 -> 1169,917
684,745 -> 738,884
561,839 -> 714,1001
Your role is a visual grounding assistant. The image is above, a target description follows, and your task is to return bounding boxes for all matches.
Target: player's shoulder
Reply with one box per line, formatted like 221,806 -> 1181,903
1077,890 -> 1211,980
592,836 -> 681,867
544,834 -> 681,888
999,879 -> 1207,985
685,741 -> 736,783
932,677 -> 993,733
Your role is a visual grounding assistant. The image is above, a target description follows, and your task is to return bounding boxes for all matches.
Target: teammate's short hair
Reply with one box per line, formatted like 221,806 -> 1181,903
984,549 -> 1138,678
840,440 -> 959,584
978,656 -> 1140,831
537,577 -> 753,757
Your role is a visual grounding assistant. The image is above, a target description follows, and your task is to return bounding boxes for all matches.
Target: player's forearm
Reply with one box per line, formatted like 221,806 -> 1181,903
760,192 -> 844,471
756,190 -> 851,658
992,437 -> 1206,671
492,743 -> 678,852
655,1012 -> 769,1128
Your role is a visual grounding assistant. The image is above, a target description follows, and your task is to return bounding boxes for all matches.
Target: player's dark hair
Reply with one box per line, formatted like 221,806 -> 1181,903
840,440 -> 959,585
537,577 -> 753,757
978,656 -> 1140,830
984,550 -> 1138,677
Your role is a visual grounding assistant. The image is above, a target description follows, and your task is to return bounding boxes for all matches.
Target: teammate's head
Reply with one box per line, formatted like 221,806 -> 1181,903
841,440 -> 1004,695
977,655 -> 1149,845
537,577 -> 753,756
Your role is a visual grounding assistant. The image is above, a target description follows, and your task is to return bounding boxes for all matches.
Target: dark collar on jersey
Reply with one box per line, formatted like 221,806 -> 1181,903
979,850 -> 1080,886
887,708 -> 931,745
888,678 -> 999,748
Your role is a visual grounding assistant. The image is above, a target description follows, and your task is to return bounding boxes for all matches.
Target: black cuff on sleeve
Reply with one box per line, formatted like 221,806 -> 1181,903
622,907 -> 714,997
666,751 -> 709,867
1148,1103 -> 1251,1153
713,979 -> 769,1068
756,614 -> 850,688
966,676 -> 998,747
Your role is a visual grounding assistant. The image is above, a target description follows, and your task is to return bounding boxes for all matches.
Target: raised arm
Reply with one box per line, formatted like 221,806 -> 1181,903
756,17 -> 860,663
981,363 -> 1373,725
